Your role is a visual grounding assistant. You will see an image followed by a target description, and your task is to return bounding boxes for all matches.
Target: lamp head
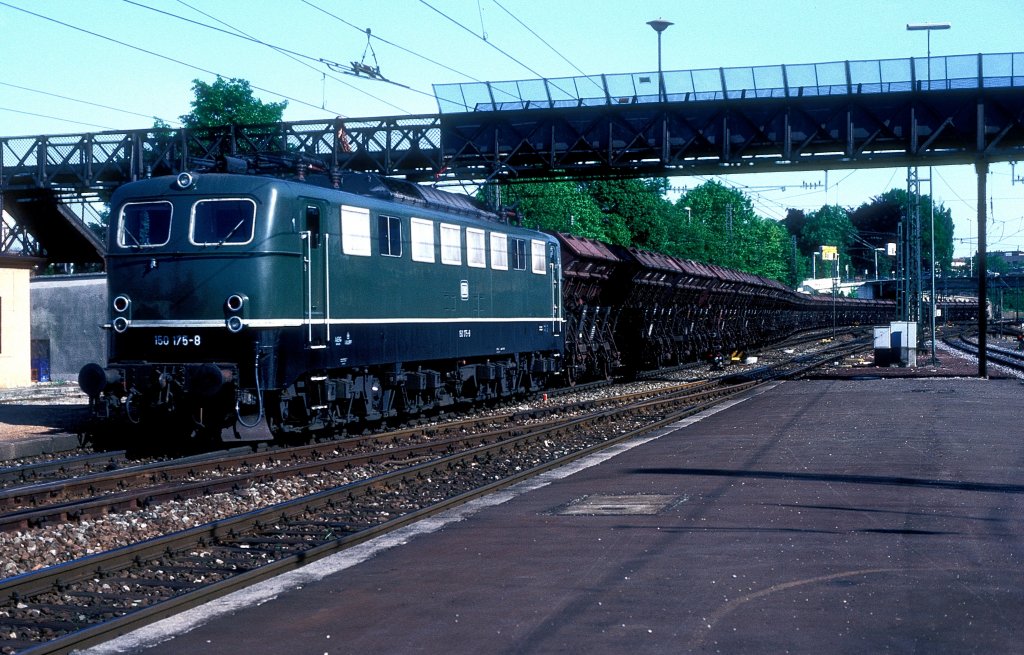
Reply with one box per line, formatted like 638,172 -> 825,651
647,19 -> 673,33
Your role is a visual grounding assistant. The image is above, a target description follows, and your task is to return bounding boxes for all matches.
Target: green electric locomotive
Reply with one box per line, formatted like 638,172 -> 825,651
79,171 -> 565,443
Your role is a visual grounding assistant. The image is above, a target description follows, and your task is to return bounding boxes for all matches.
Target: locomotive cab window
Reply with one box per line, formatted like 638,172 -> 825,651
511,238 -> 527,271
190,198 -> 256,246
119,201 -> 172,248
341,205 -> 371,256
378,214 -> 402,257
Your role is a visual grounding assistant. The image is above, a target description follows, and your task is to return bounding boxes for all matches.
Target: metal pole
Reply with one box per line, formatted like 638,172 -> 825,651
907,21 -> 950,356
657,30 -> 664,101
832,258 -> 837,339
929,174 -> 938,365
977,159 -> 988,377
897,222 -> 904,319
647,19 -> 673,103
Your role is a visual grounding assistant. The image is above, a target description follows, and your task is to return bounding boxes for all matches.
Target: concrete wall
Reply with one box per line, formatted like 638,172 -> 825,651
0,260 -> 36,388
30,274 -> 107,383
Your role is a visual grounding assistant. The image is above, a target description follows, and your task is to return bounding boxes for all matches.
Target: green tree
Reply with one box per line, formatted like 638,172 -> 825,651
800,205 -> 854,278
987,253 -> 1010,276
676,182 -> 746,267
585,178 -> 672,251
849,188 -> 954,276
495,178 -> 793,284
783,208 -> 808,241
673,181 -> 791,282
180,77 -> 287,128
494,180 -> 631,244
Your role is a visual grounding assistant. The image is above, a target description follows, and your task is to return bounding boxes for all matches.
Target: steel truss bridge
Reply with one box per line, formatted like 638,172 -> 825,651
1,51 -> 1023,267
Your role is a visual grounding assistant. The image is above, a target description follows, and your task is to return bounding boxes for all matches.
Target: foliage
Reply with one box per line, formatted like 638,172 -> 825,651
849,188 -> 954,275
987,253 -> 1010,275
499,175 -> 958,288
673,181 -> 792,282
493,180 -> 631,245
180,77 -> 287,128
493,178 -> 797,285
585,178 -> 671,251
777,187 -> 957,282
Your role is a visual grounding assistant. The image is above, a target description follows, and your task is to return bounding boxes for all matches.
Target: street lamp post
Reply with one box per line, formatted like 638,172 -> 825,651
647,19 -> 673,102
684,206 -> 692,224
907,21 -> 950,366
906,22 -> 951,88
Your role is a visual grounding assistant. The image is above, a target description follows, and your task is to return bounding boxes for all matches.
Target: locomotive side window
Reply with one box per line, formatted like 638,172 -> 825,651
410,218 -> 435,263
466,228 -> 486,268
490,232 -> 508,270
440,223 -> 462,265
511,238 -> 527,271
531,239 -> 547,275
378,214 -> 402,257
340,205 -> 371,256
119,201 -> 172,248
190,199 -> 255,246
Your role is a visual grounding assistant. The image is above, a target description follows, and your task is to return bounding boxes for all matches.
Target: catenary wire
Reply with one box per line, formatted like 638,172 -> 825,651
490,0 -> 589,77
417,0 -> 578,100
0,1 -> 339,117
0,80 -> 179,126
123,0 -> 416,115
0,106 -> 117,131
298,0 -> 487,83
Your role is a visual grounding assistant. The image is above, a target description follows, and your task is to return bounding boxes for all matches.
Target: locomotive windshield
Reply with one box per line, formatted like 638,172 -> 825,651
191,198 -> 256,246
119,201 -> 172,248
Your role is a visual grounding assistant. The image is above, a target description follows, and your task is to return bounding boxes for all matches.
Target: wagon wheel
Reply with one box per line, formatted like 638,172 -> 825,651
564,358 -> 578,387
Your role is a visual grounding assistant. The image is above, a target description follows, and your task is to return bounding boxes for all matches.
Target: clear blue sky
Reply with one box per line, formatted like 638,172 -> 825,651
2,0 -> 1023,259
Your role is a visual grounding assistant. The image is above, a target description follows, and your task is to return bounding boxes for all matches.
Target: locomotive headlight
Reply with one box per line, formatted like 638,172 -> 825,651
225,293 -> 246,332
113,295 -> 131,313
176,172 -> 194,189
112,316 -> 129,333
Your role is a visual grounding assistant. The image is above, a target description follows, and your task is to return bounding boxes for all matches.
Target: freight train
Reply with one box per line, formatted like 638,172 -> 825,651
78,170 -> 893,444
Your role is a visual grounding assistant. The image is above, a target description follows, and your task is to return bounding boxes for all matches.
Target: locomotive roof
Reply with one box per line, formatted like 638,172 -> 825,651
111,172 -> 509,226
336,172 -> 493,220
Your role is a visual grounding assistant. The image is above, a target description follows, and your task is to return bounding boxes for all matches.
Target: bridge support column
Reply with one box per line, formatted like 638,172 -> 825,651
976,159 -> 988,378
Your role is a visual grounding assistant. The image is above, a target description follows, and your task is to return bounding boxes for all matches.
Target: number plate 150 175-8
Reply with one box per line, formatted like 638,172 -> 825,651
153,335 -> 203,347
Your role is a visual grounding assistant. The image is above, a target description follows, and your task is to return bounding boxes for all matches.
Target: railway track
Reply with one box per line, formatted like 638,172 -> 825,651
0,337 -> 868,654
0,329 -> 860,534
944,329 -> 1024,374
0,377 -> 721,533
0,452 -> 127,490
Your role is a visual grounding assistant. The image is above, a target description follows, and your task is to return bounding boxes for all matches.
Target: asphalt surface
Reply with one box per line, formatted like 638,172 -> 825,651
83,378 -> 1024,654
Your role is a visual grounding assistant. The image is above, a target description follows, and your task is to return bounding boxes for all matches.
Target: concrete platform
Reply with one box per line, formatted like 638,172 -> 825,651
0,385 -> 86,459
89,377 -> 1024,655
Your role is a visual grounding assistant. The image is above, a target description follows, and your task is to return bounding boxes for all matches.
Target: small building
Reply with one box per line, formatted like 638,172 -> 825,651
0,255 -> 45,388
797,277 -> 875,298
